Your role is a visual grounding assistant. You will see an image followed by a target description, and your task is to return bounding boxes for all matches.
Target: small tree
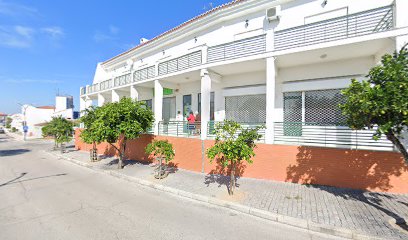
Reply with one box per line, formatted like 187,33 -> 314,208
91,98 -> 154,169
80,106 -> 101,161
206,120 -> 263,195
341,45 -> 408,164
42,116 -> 74,149
5,117 -> 12,129
145,140 -> 175,163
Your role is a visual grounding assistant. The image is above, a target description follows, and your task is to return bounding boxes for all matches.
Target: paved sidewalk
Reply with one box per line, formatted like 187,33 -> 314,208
49,148 -> 408,240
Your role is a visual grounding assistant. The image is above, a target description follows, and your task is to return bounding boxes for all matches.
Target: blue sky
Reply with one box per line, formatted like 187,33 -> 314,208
0,0 -> 230,114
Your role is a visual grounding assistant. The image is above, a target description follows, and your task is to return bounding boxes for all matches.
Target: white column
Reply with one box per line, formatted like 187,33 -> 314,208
130,86 -> 139,101
200,69 -> 211,140
98,93 -> 105,107
112,89 -> 120,102
79,97 -> 86,116
395,0 -> 408,50
265,57 -> 276,144
154,80 -> 163,135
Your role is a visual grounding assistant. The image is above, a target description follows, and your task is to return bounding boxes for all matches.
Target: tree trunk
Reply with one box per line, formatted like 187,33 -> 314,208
230,161 -> 235,195
386,132 -> 408,165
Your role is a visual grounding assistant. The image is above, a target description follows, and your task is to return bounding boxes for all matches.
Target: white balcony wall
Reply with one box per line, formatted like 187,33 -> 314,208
276,0 -> 394,32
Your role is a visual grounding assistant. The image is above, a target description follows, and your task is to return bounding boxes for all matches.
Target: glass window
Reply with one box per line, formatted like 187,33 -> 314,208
183,95 -> 192,117
198,92 -> 215,120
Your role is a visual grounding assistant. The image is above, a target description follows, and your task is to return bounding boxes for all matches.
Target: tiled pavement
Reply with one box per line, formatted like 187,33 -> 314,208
51,148 -> 408,239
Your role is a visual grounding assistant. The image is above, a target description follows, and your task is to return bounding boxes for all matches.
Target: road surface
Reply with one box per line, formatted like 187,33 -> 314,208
0,134 -> 345,240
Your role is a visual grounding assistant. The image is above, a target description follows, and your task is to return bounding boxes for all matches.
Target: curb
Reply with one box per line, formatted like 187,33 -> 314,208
45,150 -> 388,240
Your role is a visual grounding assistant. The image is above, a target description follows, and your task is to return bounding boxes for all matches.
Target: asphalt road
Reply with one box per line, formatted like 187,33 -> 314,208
0,134 -> 345,240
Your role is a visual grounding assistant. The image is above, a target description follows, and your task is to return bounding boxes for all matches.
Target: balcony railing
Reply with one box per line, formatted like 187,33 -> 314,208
158,121 -> 201,138
158,51 -> 202,76
207,121 -> 266,143
207,34 -> 266,63
133,66 -> 155,83
114,73 -> 131,87
80,87 -> 86,95
274,5 -> 394,51
100,79 -> 113,91
87,84 -> 99,94
273,122 -> 394,151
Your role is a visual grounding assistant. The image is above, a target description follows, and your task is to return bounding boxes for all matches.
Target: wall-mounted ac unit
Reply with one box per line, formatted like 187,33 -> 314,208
266,6 -> 280,22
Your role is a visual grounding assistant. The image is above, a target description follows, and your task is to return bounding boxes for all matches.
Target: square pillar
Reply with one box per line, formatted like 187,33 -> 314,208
265,57 -> 277,144
98,93 -> 105,107
112,89 -> 120,102
130,85 -> 139,101
79,97 -> 86,116
395,0 -> 408,50
200,69 -> 211,140
154,80 -> 163,135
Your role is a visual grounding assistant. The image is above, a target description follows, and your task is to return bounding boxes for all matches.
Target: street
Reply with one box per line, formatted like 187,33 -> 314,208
0,134 -> 344,240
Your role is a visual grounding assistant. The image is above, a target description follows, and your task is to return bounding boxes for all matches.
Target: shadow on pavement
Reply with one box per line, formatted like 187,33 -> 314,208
0,173 -> 67,187
0,149 -> 30,157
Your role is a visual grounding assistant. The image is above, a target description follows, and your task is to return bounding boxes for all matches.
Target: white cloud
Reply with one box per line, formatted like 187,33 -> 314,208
93,25 -> 119,43
0,25 -> 33,48
41,26 -> 64,39
0,0 -> 38,17
109,25 -> 119,35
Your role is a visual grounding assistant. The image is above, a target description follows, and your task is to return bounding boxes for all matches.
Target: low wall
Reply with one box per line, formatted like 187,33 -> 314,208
74,129 -> 408,194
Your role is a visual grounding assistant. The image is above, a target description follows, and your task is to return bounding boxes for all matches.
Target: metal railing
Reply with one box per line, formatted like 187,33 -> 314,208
80,87 -> 86,95
87,84 -> 99,94
273,122 -> 394,151
158,121 -> 201,138
100,79 -> 113,91
207,121 -> 266,143
114,73 -> 131,87
207,34 -> 266,63
274,5 -> 394,50
133,65 -> 155,82
158,51 -> 202,76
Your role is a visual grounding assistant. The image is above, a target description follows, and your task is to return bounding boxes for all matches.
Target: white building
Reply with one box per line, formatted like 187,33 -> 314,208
21,95 -> 76,138
79,0 -> 408,152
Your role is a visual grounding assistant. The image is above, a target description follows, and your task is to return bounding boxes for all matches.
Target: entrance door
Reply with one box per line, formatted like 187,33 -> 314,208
162,97 -> 176,122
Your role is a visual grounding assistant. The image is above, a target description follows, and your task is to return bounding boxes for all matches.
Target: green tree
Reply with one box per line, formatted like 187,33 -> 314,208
80,106 -> 101,161
206,120 -> 263,195
340,45 -> 408,164
42,116 -> 74,148
90,97 -> 154,169
145,140 -> 175,163
5,117 -> 12,129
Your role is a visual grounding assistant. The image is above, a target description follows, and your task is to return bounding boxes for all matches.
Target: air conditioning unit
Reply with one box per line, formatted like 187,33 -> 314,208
266,6 -> 280,22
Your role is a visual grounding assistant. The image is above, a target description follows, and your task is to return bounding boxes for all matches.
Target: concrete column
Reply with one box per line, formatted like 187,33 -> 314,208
265,57 -> 277,144
130,86 -> 139,101
79,97 -> 86,116
154,80 -> 163,135
98,93 -> 105,107
395,0 -> 408,50
202,45 -> 208,64
200,69 -> 211,140
112,89 -> 120,102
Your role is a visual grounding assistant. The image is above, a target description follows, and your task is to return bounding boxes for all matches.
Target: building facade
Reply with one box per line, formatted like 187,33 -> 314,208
80,0 -> 408,152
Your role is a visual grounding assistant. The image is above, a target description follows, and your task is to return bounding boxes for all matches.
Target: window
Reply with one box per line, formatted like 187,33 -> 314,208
198,92 -> 215,120
183,95 -> 192,117
225,94 -> 266,123
145,99 -> 152,110
283,89 -> 346,126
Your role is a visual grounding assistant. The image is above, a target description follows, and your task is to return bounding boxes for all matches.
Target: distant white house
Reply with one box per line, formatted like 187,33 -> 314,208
18,95 -> 77,138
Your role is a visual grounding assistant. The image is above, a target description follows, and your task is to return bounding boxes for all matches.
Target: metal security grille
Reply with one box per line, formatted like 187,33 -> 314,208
225,94 -> 266,123
305,89 -> 346,125
114,73 -> 131,87
133,66 -> 155,82
283,92 -> 303,136
207,34 -> 266,63
158,51 -> 202,76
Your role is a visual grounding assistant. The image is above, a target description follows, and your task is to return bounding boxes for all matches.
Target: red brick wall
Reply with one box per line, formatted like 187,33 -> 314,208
75,129 -> 408,193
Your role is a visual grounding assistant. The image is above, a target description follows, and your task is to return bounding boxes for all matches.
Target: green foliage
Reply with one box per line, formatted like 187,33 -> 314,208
11,127 -> 17,132
82,97 -> 154,168
340,45 -> 408,163
42,116 -> 74,145
206,120 -> 263,166
145,140 -> 175,163
5,117 -> 12,129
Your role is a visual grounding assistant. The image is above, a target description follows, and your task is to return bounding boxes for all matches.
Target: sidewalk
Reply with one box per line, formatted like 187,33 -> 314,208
47,148 -> 408,240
